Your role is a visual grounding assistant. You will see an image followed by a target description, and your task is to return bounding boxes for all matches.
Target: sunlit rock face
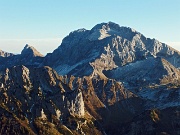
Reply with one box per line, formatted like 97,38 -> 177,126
43,22 -> 180,78
0,22 -> 180,135
0,65 -> 85,118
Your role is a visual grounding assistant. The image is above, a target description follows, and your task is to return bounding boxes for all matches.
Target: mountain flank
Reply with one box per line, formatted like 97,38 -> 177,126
0,22 -> 179,135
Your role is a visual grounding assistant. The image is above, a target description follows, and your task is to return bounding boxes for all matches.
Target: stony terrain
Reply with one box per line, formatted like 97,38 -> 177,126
0,22 -> 179,135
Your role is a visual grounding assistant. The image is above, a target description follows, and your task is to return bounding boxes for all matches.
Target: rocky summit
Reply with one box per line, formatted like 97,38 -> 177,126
0,22 -> 179,135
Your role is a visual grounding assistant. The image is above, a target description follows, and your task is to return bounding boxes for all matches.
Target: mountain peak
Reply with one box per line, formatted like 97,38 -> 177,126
88,21 -> 138,41
71,28 -> 87,34
21,44 -> 43,57
91,21 -> 119,31
91,21 -> 136,32
24,44 -> 32,49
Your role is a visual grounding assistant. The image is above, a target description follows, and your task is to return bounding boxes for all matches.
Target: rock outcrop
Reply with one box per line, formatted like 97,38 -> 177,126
0,49 -> 14,57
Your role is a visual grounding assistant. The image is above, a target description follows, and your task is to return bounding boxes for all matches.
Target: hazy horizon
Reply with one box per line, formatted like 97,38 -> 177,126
0,36 -> 179,56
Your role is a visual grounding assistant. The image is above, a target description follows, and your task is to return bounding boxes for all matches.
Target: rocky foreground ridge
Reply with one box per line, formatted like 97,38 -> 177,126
0,22 -> 179,135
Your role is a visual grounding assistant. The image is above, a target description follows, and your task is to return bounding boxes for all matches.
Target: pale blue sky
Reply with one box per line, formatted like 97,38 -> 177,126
0,0 -> 179,54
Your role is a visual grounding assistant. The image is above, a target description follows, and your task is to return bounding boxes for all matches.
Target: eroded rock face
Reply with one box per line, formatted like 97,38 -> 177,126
0,65 -> 85,118
66,89 -> 85,117
0,65 -> 109,134
0,65 -> 145,134
43,22 -> 180,77
58,75 -> 180,135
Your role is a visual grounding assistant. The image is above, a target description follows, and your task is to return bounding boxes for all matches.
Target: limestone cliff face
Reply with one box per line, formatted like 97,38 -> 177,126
0,65 -> 85,118
0,64 -> 135,134
0,66 -> 89,134
65,89 -> 85,117
43,22 -> 180,77
0,64 -> 142,134
1,66 -> 102,134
